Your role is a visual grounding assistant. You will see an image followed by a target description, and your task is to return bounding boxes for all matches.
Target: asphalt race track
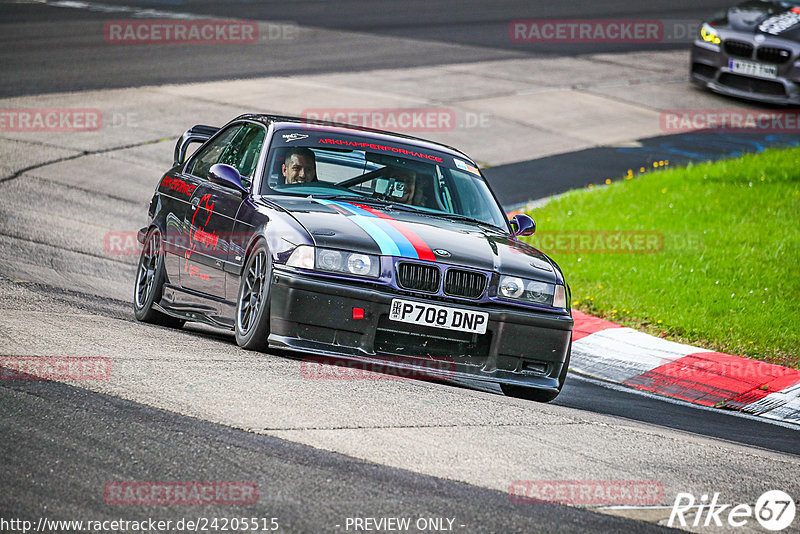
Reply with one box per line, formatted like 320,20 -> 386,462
1,0 -> 733,97
1,1 -> 798,533
1,378 -> 667,533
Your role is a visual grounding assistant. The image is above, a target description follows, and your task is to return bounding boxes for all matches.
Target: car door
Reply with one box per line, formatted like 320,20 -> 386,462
165,124 -> 242,290
181,122 -> 266,298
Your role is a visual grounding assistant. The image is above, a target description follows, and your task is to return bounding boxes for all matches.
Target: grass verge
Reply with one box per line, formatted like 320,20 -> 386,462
522,146 -> 799,368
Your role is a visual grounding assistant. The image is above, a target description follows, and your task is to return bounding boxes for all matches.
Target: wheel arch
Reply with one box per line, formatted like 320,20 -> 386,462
241,233 -> 270,275
242,213 -> 313,274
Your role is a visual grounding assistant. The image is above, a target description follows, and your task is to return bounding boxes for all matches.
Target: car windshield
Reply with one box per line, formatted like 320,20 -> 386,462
260,130 -> 508,229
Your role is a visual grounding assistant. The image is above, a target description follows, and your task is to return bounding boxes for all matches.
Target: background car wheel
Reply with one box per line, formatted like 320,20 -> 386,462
235,240 -> 271,351
133,227 -> 185,328
501,339 -> 571,403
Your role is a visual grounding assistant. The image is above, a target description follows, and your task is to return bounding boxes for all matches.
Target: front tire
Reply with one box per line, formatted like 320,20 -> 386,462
501,340 -> 571,403
235,240 -> 271,351
133,227 -> 184,328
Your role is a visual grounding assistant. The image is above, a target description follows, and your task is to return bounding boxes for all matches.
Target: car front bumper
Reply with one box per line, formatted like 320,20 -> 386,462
268,267 -> 573,390
690,40 -> 800,106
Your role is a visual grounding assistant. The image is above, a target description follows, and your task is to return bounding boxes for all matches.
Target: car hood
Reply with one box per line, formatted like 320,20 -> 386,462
263,196 -> 562,284
723,1 -> 800,40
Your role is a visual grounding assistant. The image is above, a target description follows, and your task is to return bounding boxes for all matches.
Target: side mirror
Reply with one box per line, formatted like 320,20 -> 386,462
209,164 -> 248,195
510,213 -> 535,236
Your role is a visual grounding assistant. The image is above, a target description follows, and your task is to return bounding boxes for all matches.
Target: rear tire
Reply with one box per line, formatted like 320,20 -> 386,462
235,240 -> 271,351
501,339 -> 571,403
133,227 -> 185,328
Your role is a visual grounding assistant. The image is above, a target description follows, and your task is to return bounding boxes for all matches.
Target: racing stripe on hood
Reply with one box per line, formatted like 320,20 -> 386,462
330,201 -> 422,259
326,200 -> 420,258
350,203 -> 437,262
314,199 -> 407,257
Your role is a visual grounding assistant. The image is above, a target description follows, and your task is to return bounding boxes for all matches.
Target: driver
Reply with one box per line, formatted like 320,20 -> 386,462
282,148 -> 317,184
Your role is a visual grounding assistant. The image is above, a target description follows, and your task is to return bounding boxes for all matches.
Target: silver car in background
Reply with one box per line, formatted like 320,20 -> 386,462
691,0 -> 800,104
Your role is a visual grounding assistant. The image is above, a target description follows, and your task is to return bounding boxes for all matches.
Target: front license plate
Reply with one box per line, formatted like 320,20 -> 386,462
389,299 -> 488,335
728,58 -> 778,79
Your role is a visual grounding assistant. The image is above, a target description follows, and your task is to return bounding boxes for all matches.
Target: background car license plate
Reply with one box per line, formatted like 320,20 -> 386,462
389,299 -> 488,334
728,58 -> 777,79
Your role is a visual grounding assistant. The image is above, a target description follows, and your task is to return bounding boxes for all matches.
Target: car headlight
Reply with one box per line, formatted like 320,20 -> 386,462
317,248 -> 344,271
700,23 -> 721,45
498,276 -> 525,298
347,253 -> 374,276
286,245 -> 380,278
498,275 -> 567,308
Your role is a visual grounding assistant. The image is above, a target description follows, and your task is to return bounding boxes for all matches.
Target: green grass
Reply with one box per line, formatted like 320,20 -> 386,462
521,147 -> 800,368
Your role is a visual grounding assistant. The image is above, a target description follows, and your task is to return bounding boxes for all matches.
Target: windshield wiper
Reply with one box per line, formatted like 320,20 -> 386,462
427,212 -> 505,231
309,194 -> 368,201
348,199 -> 431,216
310,194 -> 401,209
311,195 -> 498,228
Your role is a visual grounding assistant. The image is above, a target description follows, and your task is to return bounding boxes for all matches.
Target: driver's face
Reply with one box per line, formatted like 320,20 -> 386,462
283,154 -> 316,184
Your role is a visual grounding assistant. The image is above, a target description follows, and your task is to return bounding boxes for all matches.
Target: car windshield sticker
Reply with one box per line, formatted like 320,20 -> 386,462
317,138 -> 444,163
453,158 -> 480,176
282,133 -> 309,142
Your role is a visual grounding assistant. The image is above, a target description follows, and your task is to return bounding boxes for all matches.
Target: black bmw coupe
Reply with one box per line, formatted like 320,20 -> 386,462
134,115 -> 573,401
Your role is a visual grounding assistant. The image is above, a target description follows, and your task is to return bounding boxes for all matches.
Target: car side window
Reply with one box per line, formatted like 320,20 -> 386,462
186,125 -> 243,180
218,123 -> 266,180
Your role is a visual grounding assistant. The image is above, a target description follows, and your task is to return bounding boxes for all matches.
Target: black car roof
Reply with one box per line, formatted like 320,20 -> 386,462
234,113 -> 476,164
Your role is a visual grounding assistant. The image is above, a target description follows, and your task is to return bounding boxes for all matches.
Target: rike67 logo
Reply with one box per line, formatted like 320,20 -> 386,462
669,490 -> 796,531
